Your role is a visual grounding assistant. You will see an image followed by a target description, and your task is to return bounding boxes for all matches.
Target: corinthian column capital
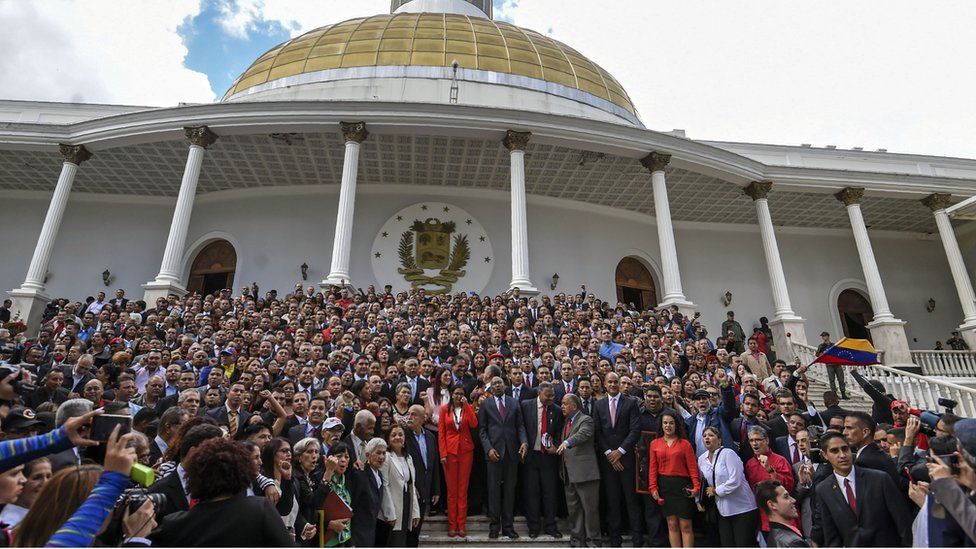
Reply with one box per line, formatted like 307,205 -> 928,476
184,126 -> 219,149
340,122 -> 369,143
502,130 -> 531,151
744,181 -> 773,201
58,144 -> 93,165
835,187 -> 865,206
639,151 -> 671,173
921,193 -> 952,212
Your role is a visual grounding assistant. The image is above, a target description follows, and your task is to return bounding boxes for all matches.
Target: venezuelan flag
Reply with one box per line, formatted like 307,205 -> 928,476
813,337 -> 880,366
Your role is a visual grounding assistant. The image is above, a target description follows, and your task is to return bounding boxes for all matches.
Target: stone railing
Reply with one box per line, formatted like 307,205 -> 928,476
793,342 -> 976,417
911,350 -> 976,377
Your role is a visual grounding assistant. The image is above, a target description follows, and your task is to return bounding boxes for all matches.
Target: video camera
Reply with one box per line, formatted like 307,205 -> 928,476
917,397 -> 958,436
99,488 -> 167,546
807,424 -> 825,464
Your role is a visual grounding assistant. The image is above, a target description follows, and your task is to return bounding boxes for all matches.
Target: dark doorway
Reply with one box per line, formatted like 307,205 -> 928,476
615,257 -> 657,311
186,240 -> 237,296
838,289 -> 874,342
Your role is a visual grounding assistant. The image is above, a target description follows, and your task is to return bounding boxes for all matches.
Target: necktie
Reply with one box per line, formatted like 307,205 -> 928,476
610,396 -> 617,428
844,478 -> 857,516
228,410 -> 239,435
792,443 -> 800,464
514,387 -> 520,401
564,414 -> 573,438
497,397 -> 506,420
410,378 -> 417,399
312,425 -> 321,439
541,406 -> 548,436
741,419 -> 748,447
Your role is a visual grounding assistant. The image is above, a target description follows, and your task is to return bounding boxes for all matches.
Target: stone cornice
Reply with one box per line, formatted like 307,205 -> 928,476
834,187 -> 865,206
502,130 -> 531,151
340,121 -> 368,143
639,151 -> 671,173
744,180 -> 773,201
58,143 -> 92,165
184,126 -> 219,149
921,192 -> 952,212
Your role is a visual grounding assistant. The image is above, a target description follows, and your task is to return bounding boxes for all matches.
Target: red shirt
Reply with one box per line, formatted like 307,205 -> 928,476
745,451 -> 797,531
648,437 -> 701,494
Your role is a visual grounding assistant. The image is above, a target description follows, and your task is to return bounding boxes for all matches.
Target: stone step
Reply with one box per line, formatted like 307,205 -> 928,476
422,515 -> 571,535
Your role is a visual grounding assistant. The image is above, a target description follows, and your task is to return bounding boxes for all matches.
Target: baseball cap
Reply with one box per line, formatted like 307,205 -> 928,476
693,389 -> 710,400
5,406 -> 43,432
890,399 -> 910,411
220,348 -> 237,358
323,417 -> 343,430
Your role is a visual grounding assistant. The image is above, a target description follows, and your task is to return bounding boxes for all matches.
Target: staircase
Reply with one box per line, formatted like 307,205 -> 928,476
420,516 -> 575,547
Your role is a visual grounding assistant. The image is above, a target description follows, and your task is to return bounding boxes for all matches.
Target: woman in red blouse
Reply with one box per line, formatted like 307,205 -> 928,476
649,410 -> 701,548
437,383 -> 478,539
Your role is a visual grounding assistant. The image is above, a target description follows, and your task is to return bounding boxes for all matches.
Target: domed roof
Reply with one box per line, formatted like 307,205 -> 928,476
222,13 -> 639,122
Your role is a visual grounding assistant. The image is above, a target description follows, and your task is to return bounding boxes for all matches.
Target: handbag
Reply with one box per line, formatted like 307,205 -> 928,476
703,448 -> 723,523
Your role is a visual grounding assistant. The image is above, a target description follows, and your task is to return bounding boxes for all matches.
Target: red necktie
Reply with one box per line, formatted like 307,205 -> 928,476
792,443 -> 800,463
497,397 -> 506,420
844,478 -> 857,517
541,406 -> 548,436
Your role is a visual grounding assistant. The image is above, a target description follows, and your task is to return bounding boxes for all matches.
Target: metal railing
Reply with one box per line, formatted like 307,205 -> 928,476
911,350 -> 976,377
793,342 -> 976,417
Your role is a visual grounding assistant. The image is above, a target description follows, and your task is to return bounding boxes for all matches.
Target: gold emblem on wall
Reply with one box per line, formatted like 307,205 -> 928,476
397,218 -> 470,294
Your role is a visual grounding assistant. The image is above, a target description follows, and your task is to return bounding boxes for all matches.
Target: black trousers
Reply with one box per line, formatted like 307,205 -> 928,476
718,508 -> 760,547
598,458 -> 643,546
522,451 -> 560,534
486,454 -> 518,532
640,493 -> 668,547
405,500 -> 426,547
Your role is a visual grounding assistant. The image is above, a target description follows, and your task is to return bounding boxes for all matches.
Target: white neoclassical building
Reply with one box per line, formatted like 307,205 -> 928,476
3,0 -> 976,373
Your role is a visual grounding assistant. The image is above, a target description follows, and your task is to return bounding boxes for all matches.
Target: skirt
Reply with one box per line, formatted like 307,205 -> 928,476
658,475 -> 695,519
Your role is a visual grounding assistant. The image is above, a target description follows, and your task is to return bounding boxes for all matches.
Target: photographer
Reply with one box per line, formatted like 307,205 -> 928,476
13,426 -> 154,546
0,410 -> 99,474
927,419 -> 976,546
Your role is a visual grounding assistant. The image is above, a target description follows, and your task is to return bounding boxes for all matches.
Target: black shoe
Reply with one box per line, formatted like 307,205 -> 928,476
841,393 -> 850,400
504,530 -> 520,539
529,531 -> 539,539
546,530 -> 563,539
488,531 -> 499,539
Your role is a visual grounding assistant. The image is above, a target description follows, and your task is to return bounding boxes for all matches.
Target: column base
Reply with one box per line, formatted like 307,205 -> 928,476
867,318 -> 919,373
7,287 -> 52,337
142,280 -> 187,305
956,322 -> 976,350
769,317 -> 807,362
320,274 -> 353,291
509,282 -> 539,296
657,298 -> 697,317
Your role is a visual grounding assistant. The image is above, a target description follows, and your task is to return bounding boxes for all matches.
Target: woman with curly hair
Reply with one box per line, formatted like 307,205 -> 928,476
149,438 -> 292,546
648,410 -> 700,548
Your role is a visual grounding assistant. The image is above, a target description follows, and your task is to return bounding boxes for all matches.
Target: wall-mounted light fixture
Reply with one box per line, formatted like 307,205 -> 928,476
102,269 -> 111,286
550,273 -> 560,291
927,298 -> 936,313
300,262 -> 309,281
722,291 -> 733,307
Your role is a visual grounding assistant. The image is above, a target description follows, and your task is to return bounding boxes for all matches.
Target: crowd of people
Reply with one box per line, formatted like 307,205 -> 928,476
0,282 -> 973,548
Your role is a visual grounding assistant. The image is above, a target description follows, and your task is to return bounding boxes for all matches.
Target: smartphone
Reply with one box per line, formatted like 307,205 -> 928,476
933,453 -> 961,475
90,414 -> 132,443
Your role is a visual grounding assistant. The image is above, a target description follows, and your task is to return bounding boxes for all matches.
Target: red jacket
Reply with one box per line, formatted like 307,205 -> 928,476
438,403 -> 478,456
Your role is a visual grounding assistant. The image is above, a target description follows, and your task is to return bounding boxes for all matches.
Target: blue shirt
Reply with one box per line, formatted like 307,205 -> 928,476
599,341 -> 624,361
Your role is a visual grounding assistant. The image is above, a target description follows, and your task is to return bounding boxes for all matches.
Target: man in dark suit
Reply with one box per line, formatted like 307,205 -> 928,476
205,382 -> 251,439
520,382 -> 564,538
730,392 -> 771,463
767,389 -> 797,440
773,412 -> 809,466
553,367 -> 576,404
348,441 -> 386,548
61,355 -> 95,394
576,379 -> 595,416
820,391 -> 847,426
813,431 -> 911,547
557,393 -> 601,548
149,423 -> 223,518
478,376 -> 528,539
506,366 -> 536,402
27,369 -> 70,408
398,358 -> 430,406
287,396 -> 330,446
405,404 -> 440,547
109,288 -> 129,311
843,411 -> 904,489
593,372 -> 642,547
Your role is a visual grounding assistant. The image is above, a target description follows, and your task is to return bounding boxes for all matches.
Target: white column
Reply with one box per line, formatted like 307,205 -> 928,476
745,181 -> 807,357
9,144 -> 92,332
323,122 -> 368,288
923,193 -> 976,347
503,130 -> 538,294
640,152 -> 694,309
836,187 -> 914,368
143,126 -> 218,303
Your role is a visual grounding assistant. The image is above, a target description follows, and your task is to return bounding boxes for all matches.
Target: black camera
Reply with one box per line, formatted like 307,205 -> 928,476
938,397 -> 958,414
807,425 -> 825,464
118,488 -> 167,515
0,351 -> 37,397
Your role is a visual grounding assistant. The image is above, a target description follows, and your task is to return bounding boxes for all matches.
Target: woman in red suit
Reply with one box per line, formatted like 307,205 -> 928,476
437,383 -> 478,538
649,410 -> 701,548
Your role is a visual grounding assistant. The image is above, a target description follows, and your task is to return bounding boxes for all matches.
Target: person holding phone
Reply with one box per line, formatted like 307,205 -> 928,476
649,410 -> 700,548
438,384 -> 477,538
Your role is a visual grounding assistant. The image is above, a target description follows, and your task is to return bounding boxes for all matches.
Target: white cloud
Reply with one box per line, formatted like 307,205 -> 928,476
214,0 -> 389,39
0,0 -> 214,106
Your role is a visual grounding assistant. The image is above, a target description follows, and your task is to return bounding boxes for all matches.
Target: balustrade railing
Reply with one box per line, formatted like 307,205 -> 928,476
911,350 -> 976,377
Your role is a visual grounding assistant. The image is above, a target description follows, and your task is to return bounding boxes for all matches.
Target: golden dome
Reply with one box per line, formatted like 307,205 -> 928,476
222,13 -> 639,120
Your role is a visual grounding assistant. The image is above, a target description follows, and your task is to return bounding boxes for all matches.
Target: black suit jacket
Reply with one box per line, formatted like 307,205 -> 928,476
205,406 -> 252,439
148,469 -> 190,518
813,466 -> 912,547
348,467 -> 384,548
767,414 -> 789,440
519,398 -> 564,465
405,427 -> 441,507
730,418 -> 771,463
149,438 -> 165,465
150,494 -> 292,547
553,380 -> 576,404
26,385 -> 69,408
288,423 -> 313,446
855,442 -> 904,490
477,394 -> 527,460
505,384 -> 537,402
592,394 -> 640,460
60,365 -> 94,393
397,375 -> 431,406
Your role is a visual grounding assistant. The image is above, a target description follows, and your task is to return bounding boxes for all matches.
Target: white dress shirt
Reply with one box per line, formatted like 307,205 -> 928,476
835,467 -> 857,505
698,447 -> 757,517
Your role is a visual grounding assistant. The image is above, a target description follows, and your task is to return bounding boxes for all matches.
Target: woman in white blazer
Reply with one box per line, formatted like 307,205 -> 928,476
380,424 -> 420,547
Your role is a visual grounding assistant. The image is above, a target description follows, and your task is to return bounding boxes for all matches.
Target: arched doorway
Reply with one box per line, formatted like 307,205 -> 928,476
838,289 -> 874,341
615,257 -> 657,311
186,240 -> 237,296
